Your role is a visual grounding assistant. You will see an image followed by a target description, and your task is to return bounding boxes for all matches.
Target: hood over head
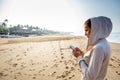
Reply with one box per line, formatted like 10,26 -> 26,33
88,16 -> 112,46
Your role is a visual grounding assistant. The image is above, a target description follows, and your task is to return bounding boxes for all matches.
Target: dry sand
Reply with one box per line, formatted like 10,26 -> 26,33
0,35 -> 120,80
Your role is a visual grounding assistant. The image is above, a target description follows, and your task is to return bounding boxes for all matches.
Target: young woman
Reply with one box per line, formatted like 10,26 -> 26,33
72,16 -> 112,80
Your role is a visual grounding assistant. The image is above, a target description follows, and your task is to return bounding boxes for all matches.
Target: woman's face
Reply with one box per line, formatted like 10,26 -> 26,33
84,25 -> 91,38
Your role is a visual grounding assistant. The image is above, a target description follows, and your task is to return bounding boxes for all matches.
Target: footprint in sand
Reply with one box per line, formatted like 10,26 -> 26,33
65,66 -> 69,69
110,58 -> 115,61
74,63 -> 78,66
56,71 -> 71,79
10,70 -> 13,73
72,75 -> 75,77
61,53 -> 63,55
109,64 -> 116,68
67,75 -> 75,79
42,69 -> 45,71
64,71 -> 70,76
116,71 -> 120,75
68,76 -> 72,79
14,76 -> 17,80
51,71 -> 57,77
56,76 -> 61,79
70,67 -> 75,71
0,72 -> 8,77
71,67 -> 74,70
109,64 -> 112,66
38,70 -> 42,73
56,75 -> 63,79
33,76 -> 36,79
13,63 -> 18,67
111,57 -> 120,63
16,72 -> 21,75
20,65 -> 26,70
61,56 -> 64,59
78,69 -> 81,72
61,74 -> 66,78
117,59 -> 120,62
60,60 -> 62,63
64,75 -> 75,80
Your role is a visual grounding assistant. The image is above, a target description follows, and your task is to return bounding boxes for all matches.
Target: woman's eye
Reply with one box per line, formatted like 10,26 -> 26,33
85,30 -> 88,31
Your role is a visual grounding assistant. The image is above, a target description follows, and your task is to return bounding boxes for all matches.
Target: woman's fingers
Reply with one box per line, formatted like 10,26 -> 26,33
72,49 -> 81,57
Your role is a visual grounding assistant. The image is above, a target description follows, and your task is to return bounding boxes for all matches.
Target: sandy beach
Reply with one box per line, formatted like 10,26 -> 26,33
0,35 -> 120,80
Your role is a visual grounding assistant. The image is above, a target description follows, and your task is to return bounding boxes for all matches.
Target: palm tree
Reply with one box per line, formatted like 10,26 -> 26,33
2,19 -> 8,27
2,19 -> 9,34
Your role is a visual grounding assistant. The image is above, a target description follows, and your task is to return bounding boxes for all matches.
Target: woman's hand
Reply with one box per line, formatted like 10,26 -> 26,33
72,47 -> 83,58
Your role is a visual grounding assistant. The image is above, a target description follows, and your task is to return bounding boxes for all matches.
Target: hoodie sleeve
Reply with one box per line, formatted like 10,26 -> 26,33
78,46 -> 104,80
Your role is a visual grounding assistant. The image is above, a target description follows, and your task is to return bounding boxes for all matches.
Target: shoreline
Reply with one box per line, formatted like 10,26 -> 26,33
0,34 -> 119,44
0,35 -> 85,44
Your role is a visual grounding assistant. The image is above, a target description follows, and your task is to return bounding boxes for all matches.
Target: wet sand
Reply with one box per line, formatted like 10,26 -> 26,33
0,35 -> 120,80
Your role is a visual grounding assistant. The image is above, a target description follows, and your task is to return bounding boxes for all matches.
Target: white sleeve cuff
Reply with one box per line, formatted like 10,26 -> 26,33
77,56 -> 83,62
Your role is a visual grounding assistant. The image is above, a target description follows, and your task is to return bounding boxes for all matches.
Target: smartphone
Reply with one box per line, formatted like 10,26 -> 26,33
69,45 -> 76,50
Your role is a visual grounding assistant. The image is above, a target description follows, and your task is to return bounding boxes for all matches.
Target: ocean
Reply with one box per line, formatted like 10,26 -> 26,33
71,32 -> 120,43
107,32 -> 120,43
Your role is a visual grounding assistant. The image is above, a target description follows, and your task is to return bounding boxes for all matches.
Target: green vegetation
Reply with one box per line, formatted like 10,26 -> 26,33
0,19 -> 9,34
0,19 -> 69,37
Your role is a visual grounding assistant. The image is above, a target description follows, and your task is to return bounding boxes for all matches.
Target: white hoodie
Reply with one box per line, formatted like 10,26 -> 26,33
78,16 -> 112,80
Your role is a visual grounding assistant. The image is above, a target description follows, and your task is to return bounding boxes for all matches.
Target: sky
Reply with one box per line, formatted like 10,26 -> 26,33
0,0 -> 120,35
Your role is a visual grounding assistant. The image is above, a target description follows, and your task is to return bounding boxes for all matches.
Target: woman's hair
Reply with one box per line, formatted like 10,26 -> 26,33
84,19 -> 92,50
84,19 -> 91,29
